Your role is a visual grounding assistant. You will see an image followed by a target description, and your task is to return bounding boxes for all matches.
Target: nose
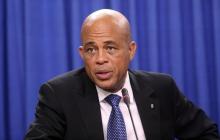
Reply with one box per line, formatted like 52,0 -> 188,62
96,49 -> 108,65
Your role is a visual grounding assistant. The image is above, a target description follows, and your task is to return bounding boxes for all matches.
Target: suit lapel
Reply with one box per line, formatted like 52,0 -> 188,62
129,71 -> 161,140
75,72 -> 104,140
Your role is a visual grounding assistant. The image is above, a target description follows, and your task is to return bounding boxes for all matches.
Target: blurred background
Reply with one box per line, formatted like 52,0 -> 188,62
0,0 -> 220,139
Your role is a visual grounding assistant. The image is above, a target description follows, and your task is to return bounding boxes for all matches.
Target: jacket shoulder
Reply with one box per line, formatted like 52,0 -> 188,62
129,70 -> 177,93
45,68 -> 86,89
131,70 -> 173,83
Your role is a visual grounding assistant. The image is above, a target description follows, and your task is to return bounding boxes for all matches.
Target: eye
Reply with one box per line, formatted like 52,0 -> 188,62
106,46 -> 116,54
85,47 -> 96,54
107,46 -> 115,50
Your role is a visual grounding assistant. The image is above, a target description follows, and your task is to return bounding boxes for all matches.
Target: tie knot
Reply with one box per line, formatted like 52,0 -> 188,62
105,94 -> 121,107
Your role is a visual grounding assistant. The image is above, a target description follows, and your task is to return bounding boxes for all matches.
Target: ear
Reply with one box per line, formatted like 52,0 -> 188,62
128,41 -> 137,60
79,46 -> 84,60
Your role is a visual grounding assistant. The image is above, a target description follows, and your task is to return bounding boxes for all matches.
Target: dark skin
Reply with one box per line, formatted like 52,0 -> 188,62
79,9 -> 136,92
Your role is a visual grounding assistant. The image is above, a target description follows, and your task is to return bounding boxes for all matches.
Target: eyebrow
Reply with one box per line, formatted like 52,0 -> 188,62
84,40 -> 117,46
84,41 -> 96,47
103,41 -> 117,45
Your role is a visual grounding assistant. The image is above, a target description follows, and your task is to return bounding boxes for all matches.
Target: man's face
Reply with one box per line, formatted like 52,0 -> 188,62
79,20 -> 136,92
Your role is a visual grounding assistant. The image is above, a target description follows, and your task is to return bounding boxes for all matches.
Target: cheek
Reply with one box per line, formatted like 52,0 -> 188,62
84,60 -> 96,77
112,59 -> 129,75
84,57 -> 95,67
114,55 -> 130,68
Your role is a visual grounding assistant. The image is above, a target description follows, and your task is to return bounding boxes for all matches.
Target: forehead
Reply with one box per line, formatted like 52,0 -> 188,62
81,20 -> 127,43
84,19 -> 121,34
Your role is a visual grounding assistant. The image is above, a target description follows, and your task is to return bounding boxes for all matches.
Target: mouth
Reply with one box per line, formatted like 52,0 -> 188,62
95,71 -> 113,80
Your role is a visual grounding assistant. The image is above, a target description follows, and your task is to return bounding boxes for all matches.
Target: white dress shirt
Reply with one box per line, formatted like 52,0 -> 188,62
96,72 -> 146,140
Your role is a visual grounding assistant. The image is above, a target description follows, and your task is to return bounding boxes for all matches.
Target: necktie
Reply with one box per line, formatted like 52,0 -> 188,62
105,94 -> 127,140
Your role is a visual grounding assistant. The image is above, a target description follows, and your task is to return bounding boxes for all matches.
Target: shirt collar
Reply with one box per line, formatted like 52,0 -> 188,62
96,71 -> 134,104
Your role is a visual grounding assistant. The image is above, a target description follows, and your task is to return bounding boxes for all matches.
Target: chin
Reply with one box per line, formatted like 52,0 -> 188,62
99,85 -> 119,92
96,82 -> 115,91
97,84 -> 112,90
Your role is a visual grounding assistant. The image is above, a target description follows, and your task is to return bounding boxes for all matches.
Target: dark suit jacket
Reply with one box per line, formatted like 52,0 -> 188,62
25,68 -> 219,140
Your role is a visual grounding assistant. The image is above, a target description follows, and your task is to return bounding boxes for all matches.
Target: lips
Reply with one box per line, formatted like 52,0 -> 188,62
95,71 -> 113,80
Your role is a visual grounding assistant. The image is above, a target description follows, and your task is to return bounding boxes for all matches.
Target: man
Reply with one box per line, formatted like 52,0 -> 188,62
25,9 -> 219,140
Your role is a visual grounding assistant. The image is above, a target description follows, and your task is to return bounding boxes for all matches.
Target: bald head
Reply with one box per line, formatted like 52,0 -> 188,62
81,9 -> 132,43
